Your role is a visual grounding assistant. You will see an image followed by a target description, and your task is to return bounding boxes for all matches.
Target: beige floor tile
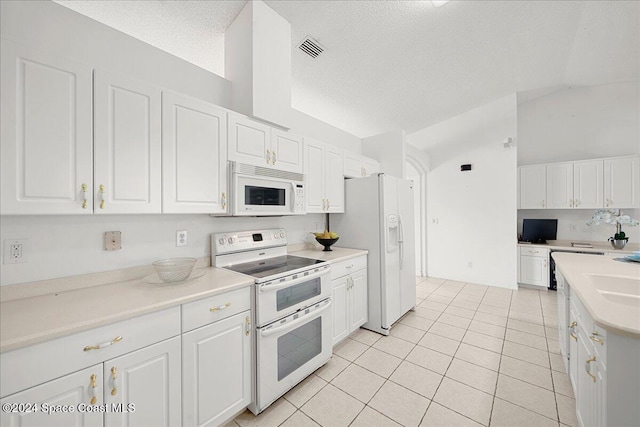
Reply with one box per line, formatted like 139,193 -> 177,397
450,298 -> 480,311
552,369 -> 574,398
473,311 -> 508,327
454,342 -> 502,372
390,323 -> 426,343
495,374 -> 557,420
373,335 -> 416,359
300,384 -> 364,427
505,329 -> 548,351
413,306 -> 443,321
455,292 -> 484,303
485,288 -> 512,297
331,363 -> 385,403
284,374 -> 327,408
437,313 -> 472,329
428,321 -> 467,341
369,380 -> 430,427
425,277 -> 446,285
432,377 -> 493,425
445,358 -> 498,394
426,293 -> 454,305
490,397 -> 557,427
499,355 -> 553,390
443,279 -> 466,289
508,310 -> 544,325
556,393 -> 578,427
315,354 -> 350,382
349,328 -> 381,346
406,345 -> 453,375
400,313 -> 436,330
235,399 -> 296,427
416,287 -> 433,299
467,319 -> 506,339
350,406 -> 401,427
420,402 -> 482,426
418,332 -> 461,356
549,352 -> 567,373
475,303 -> 509,316
333,338 -> 369,361
354,347 -> 403,378
279,410 -> 320,427
507,318 -> 546,336
547,337 -> 561,354
444,305 -> 476,319
545,325 -> 560,339
501,341 -> 549,368
462,330 -> 504,353
390,360 -> 443,399
509,303 -> 543,317
481,297 -> 511,309
420,300 -> 449,312
222,420 -> 240,427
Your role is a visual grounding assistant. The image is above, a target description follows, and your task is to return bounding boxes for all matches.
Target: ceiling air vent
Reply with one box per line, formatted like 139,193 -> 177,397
298,36 -> 324,58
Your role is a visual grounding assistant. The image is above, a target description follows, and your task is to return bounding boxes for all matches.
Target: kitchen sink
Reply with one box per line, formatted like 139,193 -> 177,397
584,274 -> 640,307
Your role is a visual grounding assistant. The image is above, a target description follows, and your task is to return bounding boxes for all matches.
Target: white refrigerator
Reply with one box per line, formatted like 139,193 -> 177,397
333,173 -> 416,335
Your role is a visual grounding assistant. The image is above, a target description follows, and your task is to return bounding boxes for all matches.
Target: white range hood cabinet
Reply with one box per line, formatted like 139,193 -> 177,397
225,0 -> 292,129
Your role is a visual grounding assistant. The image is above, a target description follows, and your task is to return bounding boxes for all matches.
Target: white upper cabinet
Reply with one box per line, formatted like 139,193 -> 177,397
546,162 -> 573,209
1,39 -> 93,215
343,152 -> 380,178
162,92 -> 228,214
303,138 -> 344,213
94,71 -> 162,214
573,160 -> 603,209
519,165 -> 546,209
604,156 -> 640,208
228,114 -> 303,173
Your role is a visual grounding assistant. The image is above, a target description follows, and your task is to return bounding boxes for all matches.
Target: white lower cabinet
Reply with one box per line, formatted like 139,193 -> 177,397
331,256 -> 368,346
181,286 -> 252,427
518,246 -> 549,287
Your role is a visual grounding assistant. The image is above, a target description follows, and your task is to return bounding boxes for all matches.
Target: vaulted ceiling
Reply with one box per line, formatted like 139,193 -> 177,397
55,0 -> 640,139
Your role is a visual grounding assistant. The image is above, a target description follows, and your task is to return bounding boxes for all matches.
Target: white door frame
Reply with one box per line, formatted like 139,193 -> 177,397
406,155 -> 428,277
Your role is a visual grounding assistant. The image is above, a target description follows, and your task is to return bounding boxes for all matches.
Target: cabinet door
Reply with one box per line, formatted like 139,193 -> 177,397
227,114 -> 270,168
104,336 -> 181,427
1,39 -> 93,214
519,165 -> 547,209
325,146 -> 345,213
604,156 -> 640,208
519,256 -> 548,287
568,307 -> 578,394
271,128 -> 303,173
573,160 -> 603,209
0,365 -> 103,427
575,326 -> 596,427
343,152 -> 365,178
349,269 -> 368,332
304,139 -> 325,213
331,277 -> 349,346
363,158 -> 381,177
546,162 -> 573,209
162,92 -> 227,213
182,311 -> 251,427
94,70 -> 161,214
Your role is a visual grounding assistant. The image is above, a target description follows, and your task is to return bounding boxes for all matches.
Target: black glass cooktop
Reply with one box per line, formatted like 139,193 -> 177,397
225,255 -> 325,279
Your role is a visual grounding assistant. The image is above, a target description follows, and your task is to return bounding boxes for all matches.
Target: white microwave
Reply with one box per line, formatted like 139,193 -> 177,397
228,162 -> 305,216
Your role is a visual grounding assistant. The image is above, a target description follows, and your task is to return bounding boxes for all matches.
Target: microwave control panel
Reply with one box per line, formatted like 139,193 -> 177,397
294,184 -> 305,213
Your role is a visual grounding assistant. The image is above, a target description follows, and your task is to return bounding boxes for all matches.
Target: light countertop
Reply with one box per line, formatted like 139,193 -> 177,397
1,247 -> 368,353
551,252 -> 640,336
518,239 -> 640,254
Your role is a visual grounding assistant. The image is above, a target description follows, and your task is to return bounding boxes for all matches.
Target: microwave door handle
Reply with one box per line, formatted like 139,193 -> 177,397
258,267 -> 328,293
260,300 -> 332,338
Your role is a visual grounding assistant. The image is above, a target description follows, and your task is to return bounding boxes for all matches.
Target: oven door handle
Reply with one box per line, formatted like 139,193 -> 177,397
258,267 -> 328,293
260,300 -> 332,338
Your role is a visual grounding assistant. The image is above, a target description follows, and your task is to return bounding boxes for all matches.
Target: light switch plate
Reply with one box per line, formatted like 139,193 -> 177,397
105,231 -> 122,251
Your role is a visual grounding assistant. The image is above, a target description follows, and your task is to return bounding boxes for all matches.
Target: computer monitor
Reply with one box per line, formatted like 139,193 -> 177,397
521,219 -> 558,243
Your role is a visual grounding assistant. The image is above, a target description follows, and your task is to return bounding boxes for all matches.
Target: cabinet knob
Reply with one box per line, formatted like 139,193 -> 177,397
221,192 -> 227,210
245,316 -> 251,336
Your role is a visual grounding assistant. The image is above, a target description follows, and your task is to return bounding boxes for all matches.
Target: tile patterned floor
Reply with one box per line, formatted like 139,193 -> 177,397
230,277 -> 577,427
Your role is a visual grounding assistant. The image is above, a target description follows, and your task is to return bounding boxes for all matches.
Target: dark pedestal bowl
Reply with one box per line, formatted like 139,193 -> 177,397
315,237 -> 339,251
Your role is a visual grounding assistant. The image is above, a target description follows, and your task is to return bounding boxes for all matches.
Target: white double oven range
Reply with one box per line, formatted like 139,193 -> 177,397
212,229 -> 332,414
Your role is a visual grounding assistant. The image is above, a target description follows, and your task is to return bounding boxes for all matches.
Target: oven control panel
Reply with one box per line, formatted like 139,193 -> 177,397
212,228 -> 287,255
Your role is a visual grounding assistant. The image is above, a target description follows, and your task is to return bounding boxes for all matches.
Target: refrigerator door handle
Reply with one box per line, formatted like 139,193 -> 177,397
398,215 -> 404,269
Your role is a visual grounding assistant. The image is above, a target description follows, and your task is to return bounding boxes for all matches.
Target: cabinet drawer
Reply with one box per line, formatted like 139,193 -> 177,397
1,306 -> 180,398
519,246 -> 549,257
570,295 -> 594,337
182,286 -> 251,333
331,256 -> 367,280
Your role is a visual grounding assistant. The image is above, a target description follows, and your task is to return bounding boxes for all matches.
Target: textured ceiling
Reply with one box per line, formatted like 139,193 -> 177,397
55,0 -> 640,139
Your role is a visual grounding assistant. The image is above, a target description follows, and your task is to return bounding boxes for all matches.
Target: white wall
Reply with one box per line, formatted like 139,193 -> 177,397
0,0 -> 361,286
416,94 -> 518,288
518,82 -> 640,165
362,130 -> 406,178
0,214 -> 327,286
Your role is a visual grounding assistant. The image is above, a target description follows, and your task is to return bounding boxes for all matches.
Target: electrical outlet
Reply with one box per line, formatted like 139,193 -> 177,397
104,231 -> 122,251
4,239 -> 28,264
177,230 -> 188,247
